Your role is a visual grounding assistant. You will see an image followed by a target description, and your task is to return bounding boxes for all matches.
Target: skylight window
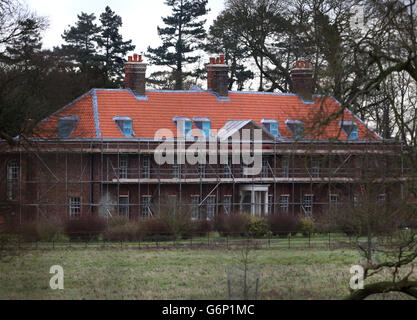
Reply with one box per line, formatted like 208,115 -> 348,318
193,117 -> 211,137
286,120 -> 305,139
58,116 -> 79,138
173,117 -> 193,137
340,121 -> 359,140
114,116 -> 134,137
261,119 -> 280,137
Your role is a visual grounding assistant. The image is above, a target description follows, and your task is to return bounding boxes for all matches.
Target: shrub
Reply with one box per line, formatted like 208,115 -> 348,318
16,218 -> 64,242
64,215 -> 106,241
194,220 -> 213,236
215,213 -> 250,237
18,221 -> 40,242
300,218 -> 315,237
103,222 -> 142,242
140,217 -> 175,242
108,216 -> 129,228
247,217 -> 269,238
268,214 -> 300,238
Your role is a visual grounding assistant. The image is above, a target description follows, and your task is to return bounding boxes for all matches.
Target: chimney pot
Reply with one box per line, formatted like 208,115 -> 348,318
291,60 -> 313,101
125,53 -> 147,96
206,55 -> 229,97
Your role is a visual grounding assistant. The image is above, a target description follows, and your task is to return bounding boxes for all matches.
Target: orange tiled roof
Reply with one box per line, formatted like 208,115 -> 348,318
35,88 -> 381,141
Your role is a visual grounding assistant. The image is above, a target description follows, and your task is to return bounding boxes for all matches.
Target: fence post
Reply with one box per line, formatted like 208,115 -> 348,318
207,233 -> 210,247
288,234 -> 291,249
309,233 -> 311,248
226,235 -> 229,250
328,233 -> 331,249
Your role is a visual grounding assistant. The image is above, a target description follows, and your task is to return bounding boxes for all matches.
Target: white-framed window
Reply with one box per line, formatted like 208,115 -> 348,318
223,195 -> 232,215
7,160 -> 19,200
304,194 -> 314,215
224,164 -> 232,178
353,195 -> 359,208
173,164 -> 181,179
119,155 -> 128,179
262,159 -> 269,178
141,195 -> 152,218
70,197 -> 81,218
279,195 -> 290,213
198,164 -> 206,179
330,194 -> 339,210
311,159 -> 321,178
119,195 -> 130,217
282,157 -> 289,178
143,156 -> 151,179
268,194 -> 274,215
206,196 -> 216,220
378,194 -> 387,203
191,195 -> 200,220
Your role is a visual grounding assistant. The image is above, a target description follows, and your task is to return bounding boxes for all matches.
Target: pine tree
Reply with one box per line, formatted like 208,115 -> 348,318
147,0 -> 209,90
61,12 -> 101,73
3,18 -> 43,69
97,6 -> 135,84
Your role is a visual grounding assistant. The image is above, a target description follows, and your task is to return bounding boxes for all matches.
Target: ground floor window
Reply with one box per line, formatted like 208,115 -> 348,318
223,195 -> 232,215
142,195 -> 152,218
304,194 -> 314,216
7,160 -> 19,200
206,196 -> 216,220
268,194 -> 274,214
279,195 -> 290,213
119,195 -> 129,217
330,194 -> 339,210
70,197 -> 81,218
191,195 -> 200,220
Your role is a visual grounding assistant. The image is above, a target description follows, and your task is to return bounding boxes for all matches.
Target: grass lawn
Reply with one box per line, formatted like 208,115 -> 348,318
0,248 -> 411,300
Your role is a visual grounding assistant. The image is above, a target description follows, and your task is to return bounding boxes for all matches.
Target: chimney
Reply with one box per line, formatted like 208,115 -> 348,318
206,54 -> 229,97
125,54 -> 147,96
291,60 -> 314,102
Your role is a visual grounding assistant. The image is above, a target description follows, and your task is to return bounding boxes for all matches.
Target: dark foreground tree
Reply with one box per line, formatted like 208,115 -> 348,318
147,0 -> 209,90
97,6 -> 135,84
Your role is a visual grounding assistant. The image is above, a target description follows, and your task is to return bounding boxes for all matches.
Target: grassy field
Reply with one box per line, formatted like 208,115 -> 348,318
0,247 -> 411,300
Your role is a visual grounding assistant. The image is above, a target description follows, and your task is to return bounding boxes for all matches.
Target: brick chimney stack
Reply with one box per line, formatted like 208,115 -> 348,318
206,54 -> 229,97
291,60 -> 314,102
125,54 -> 147,96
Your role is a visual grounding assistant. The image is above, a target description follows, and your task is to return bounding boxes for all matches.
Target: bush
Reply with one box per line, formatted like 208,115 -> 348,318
64,215 -> 106,242
215,213 -> 250,237
140,217 -> 175,242
247,217 -> 269,238
300,218 -> 315,237
268,214 -> 300,238
103,222 -> 142,242
193,220 -> 213,236
17,218 -> 64,242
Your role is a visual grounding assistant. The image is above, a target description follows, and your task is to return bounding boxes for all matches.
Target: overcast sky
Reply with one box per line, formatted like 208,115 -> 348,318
25,0 -> 226,53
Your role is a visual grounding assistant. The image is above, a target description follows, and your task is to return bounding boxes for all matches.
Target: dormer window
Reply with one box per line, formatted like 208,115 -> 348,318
340,121 -> 358,140
58,116 -> 79,138
261,119 -> 279,137
193,117 -> 211,137
114,116 -> 134,137
286,120 -> 305,139
173,117 -> 192,137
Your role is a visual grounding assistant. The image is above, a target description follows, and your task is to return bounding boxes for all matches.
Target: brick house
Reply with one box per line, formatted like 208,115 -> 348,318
0,54 -> 405,223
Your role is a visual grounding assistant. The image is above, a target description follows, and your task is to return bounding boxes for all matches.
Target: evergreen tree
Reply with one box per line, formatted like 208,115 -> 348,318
2,18 -> 43,69
61,12 -> 101,73
147,0 -> 209,90
97,6 -> 135,84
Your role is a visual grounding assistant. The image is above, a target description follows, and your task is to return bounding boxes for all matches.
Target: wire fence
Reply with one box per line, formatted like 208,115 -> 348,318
0,232 -> 369,252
